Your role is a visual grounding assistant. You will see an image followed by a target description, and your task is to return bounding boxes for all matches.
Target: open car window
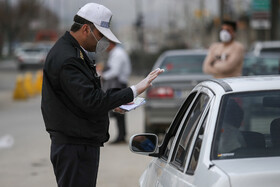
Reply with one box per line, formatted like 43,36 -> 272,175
187,111 -> 208,175
171,93 -> 210,171
161,91 -> 198,160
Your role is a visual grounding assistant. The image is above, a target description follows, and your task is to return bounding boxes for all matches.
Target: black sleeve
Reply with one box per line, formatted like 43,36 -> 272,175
59,59 -> 134,116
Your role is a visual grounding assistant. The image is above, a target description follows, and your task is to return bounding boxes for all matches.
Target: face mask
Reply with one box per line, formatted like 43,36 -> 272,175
219,30 -> 232,43
90,29 -> 110,54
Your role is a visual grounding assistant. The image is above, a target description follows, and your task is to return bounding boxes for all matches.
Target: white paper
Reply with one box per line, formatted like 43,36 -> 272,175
120,97 -> 146,111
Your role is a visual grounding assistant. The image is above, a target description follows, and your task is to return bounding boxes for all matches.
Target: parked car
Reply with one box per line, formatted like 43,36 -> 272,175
144,49 -> 212,134
250,40 -> 280,57
15,42 -> 54,70
130,75 -> 280,187
243,54 -> 280,76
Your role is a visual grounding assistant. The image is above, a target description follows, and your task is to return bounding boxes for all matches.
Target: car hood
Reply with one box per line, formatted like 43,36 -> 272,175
212,157 -> 280,187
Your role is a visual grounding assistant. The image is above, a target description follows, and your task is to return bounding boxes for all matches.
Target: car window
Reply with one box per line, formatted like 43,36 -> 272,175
159,55 -> 205,75
171,93 -> 210,171
261,48 -> 280,54
23,48 -> 44,53
187,111 -> 208,175
243,56 -> 280,76
161,92 -> 198,160
212,91 -> 280,160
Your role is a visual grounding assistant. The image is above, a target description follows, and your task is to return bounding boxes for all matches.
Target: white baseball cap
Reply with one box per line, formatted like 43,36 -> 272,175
77,3 -> 120,44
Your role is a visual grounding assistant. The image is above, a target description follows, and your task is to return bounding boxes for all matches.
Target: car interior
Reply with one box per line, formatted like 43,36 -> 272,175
212,92 -> 280,159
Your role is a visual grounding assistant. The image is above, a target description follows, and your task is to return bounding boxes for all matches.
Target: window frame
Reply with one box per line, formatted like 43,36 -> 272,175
169,89 -> 213,172
160,91 -> 199,160
211,90 -> 280,160
185,110 -> 209,175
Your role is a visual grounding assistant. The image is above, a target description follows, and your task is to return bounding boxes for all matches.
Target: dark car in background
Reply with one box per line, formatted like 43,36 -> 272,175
144,49 -> 212,134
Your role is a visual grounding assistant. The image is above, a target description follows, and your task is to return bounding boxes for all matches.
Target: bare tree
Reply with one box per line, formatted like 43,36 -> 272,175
0,0 -> 59,57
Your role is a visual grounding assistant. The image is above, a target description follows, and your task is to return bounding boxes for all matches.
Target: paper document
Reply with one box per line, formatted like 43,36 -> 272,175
120,97 -> 146,111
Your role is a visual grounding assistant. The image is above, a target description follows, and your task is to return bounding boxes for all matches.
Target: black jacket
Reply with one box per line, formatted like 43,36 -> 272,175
41,31 -> 134,146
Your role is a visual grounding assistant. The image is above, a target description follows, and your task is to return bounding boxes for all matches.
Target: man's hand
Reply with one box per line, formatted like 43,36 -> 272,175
113,107 -> 126,114
135,68 -> 164,95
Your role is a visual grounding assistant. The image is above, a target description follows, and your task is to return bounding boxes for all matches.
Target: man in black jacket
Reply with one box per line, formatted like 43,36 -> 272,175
41,3 -> 163,187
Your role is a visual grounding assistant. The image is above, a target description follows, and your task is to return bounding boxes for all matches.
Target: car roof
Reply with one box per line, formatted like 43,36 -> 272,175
250,41 -> 280,56
202,76 -> 280,93
252,40 -> 280,47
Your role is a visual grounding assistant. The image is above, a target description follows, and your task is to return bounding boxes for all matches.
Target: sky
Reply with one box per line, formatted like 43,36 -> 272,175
7,0 -> 251,47
44,0 -> 141,29
41,0 -> 220,31
37,0 -> 223,48
7,0 -> 251,33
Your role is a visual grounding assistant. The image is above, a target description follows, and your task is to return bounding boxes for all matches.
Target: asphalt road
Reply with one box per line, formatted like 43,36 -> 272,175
0,59 -> 153,187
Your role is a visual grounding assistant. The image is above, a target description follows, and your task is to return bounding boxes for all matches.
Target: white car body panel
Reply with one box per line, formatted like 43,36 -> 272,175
213,157 -> 280,187
133,76 -> 280,187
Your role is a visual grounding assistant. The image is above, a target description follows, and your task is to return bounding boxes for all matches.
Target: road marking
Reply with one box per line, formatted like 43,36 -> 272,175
0,134 -> 14,149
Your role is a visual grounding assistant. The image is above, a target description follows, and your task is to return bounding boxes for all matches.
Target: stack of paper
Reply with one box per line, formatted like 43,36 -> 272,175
120,97 -> 146,111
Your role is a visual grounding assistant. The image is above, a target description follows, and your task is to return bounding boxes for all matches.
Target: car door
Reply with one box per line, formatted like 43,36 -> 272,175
140,90 -> 199,187
156,87 -> 213,187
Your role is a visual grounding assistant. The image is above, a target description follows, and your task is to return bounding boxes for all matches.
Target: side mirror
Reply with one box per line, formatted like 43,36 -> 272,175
129,133 -> 158,155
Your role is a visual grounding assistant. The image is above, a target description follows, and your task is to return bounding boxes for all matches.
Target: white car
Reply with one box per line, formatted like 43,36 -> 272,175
250,40 -> 280,56
15,42 -> 54,70
129,76 -> 280,187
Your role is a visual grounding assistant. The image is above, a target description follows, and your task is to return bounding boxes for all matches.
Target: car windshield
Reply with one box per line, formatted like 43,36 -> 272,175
159,54 -> 205,75
243,56 -> 280,75
212,90 -> 280,160
23,48 -> 45,53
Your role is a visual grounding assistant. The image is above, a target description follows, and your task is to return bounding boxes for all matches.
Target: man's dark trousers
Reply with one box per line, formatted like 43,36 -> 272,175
51,143 -> 100,187
114,112 -> 126,141
110,82 -> 127,142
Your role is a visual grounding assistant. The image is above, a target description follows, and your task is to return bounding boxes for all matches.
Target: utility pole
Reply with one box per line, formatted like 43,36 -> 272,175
134,0 -> 144,51
270,0 -> 279,40
5,0 -> 12,56
200,0 -> 205,47
220,0 -> 225,21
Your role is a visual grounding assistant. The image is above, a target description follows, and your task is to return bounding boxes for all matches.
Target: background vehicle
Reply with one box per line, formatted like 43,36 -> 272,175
15,42 -> 54,70
243,54 -> 280,76
144,49 -> 212,134
130,76 -> 280,187
250,41 -> 280,57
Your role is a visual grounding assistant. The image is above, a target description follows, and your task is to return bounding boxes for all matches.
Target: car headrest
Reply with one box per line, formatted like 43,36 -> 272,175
263,96 -> 280,107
